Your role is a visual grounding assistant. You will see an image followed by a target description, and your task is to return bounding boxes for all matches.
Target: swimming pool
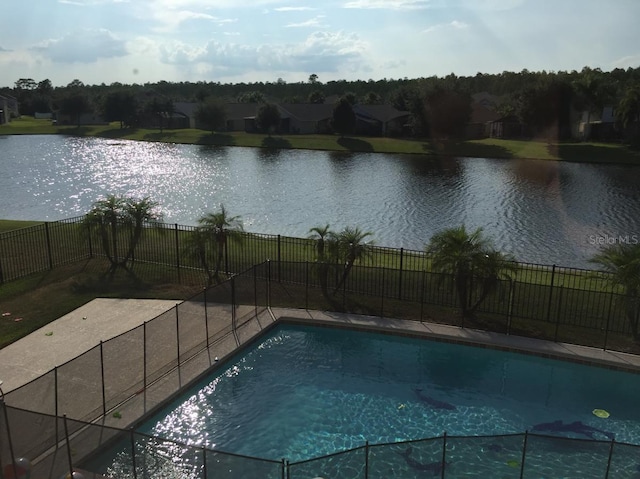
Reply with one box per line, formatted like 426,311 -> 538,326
87,324 -> 640,477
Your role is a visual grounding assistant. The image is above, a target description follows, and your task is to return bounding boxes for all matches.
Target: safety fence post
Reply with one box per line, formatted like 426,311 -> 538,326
546,264 -> 556,322
277,235 -> 282,282
604,437 -> 615,478
54,366 -> 59,442
63,415 -> 75,479
603,291 -> 615,350
202,447 -> 208,479
130,428 -> 138,479
380,268 -> 385,318
441,432 -> 447,479
100,341 -> 106,417
204,288 -> 210,350
507,279 -> 515,335
519,431 -> 528,479
143,321 -> 147,402
174,224 -> 181,283
267,260 -> 272,308
254,265 -> 259,315
365,441 -> 370,479
420,270 -> 426,321
553,285 -> 564,342
398,248 -> 404,300
175,305 -> 181,368
305,261 -> 309,310
44,222 -> 53,270
1,400 -> 19,479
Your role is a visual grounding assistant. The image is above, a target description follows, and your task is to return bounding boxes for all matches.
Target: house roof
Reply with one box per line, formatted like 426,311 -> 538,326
469,102 -> 501,124
278,103 -> 335,122
353,104 -> 410,123
174,102 -> 197,118
225,103 -> 261,119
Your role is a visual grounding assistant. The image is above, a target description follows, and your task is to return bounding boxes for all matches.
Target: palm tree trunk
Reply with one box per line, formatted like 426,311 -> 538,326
455,271 -> 470,317
334,261 -> 354,294
214,239 -> 225,279
109,220 -> 119,274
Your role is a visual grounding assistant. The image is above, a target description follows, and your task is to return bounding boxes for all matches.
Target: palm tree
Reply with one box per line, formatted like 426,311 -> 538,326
308,224 -> 334,261
121,196 -> 162,266
308,224 -> 335,295
591,243 -> 640,339
426,225 -> 516,318
333,226 -> 373,293
84,195 -> 161,275
469,250 -> 518,316
183,227 -> 216,286
197,205 -> 244,281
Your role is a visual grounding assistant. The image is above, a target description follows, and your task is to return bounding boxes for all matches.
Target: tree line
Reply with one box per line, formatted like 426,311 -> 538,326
2,67 -> 639,142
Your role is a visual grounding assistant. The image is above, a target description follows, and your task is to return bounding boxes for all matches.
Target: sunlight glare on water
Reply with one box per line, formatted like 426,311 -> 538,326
2,135 -> 640,268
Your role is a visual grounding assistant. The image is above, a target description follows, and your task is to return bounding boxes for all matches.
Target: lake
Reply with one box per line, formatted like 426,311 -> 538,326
1,134 -> 639,269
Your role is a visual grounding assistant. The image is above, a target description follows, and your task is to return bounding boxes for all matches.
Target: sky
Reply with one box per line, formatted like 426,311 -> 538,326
1,0 -> 639,88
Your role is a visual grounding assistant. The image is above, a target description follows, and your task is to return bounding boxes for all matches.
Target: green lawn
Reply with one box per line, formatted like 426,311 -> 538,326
0,219 -> 43,233
2,116 -> 639,165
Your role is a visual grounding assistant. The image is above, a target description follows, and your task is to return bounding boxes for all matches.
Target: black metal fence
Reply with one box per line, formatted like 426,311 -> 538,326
2,217 -> 636,354
265,260 -> 637,354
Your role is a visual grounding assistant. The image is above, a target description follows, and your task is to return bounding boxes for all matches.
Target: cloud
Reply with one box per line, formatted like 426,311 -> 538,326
33,29 -> 127,63
0,46 -> 10,52
57,0 -> 130,4
286,16 -> 328,28
422,20 -> 468,34
461,0 -> 524,11
147,4 -> 238,32
160,31 -> 369,76
343,0 -> 430,10
274,6 -> 316,11
611,54 -> 640,69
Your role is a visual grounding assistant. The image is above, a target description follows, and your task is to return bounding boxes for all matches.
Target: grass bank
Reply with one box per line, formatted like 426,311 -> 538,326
0,219 -> 43,233
2,117 -> 639,165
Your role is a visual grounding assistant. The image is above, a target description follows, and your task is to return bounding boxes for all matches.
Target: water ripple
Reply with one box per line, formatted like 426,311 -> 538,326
2,136 -> 640,268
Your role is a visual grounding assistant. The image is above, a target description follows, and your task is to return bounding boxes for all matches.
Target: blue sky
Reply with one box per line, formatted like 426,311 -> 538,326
1,0 -> 639,88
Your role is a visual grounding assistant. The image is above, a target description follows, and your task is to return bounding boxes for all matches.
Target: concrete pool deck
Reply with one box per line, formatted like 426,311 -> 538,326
2,299 -> 640,395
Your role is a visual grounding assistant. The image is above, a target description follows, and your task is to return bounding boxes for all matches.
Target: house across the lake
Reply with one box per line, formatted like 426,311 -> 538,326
173,101 -> 410,136
0,93 -> 19,124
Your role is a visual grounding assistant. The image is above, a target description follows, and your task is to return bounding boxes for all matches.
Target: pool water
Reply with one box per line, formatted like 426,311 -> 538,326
89,324 -> 640,477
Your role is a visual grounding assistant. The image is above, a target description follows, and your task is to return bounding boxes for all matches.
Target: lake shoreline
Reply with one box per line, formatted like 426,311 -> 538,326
2,117 -> 640,166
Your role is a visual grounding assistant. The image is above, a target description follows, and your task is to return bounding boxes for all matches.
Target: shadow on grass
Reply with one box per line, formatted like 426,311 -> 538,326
100,127 -> 138,139
553,143 -> 640,164
423,140 -> 515,159
143,131 -> 178,141
262,136 -> 292,149
337,137 -> 374,152
197,133 -> 236,146
57,126 -> 95,136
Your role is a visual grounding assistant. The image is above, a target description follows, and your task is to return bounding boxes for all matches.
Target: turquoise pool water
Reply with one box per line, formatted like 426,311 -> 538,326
89,324 -> 640,478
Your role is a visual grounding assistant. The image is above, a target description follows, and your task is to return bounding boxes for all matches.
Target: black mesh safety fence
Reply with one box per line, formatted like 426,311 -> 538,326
2,257 -> 640,478
288,446 -> 368,479
102,324 -> 145,414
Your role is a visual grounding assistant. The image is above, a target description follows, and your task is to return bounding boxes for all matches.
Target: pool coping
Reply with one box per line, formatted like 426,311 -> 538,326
269,308 -> 640,374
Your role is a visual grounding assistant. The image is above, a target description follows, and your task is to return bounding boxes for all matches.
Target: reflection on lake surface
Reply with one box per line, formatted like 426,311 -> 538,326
1,135 -> 639,269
